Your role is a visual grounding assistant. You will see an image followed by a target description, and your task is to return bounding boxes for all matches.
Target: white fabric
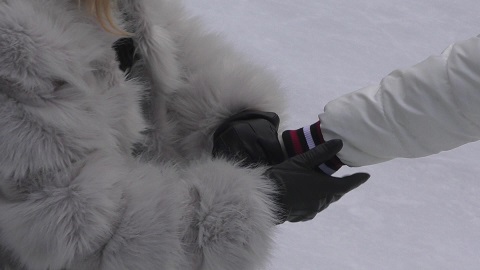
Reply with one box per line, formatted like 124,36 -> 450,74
319,35 -> 480,167
303,126 -> 316,149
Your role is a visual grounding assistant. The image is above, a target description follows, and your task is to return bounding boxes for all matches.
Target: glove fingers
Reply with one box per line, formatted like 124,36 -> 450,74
332,173 -> 370,194
291,139 -> 343,169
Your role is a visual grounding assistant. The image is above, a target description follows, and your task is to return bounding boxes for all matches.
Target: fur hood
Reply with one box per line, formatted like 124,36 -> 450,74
0,0 -> 284,269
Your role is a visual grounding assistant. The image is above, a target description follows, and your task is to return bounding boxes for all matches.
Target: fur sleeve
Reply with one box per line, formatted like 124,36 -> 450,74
180,157 -> 278,270
121,0 -> 286,159
0,150 -> 191,270
0,152 -> 129,269
167,9 -> 286,159
0,153 -> 278,270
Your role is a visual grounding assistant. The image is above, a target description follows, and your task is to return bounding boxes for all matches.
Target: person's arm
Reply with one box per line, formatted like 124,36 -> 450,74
120,0 -> 285,160
0,151 -> 279,270
213,35 -> 480,173
319,35 -> 480,166
0,103 -> 364,269
0,77 -> 278,270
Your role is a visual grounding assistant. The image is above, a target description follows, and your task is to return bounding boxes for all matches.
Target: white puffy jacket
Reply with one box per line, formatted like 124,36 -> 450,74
320,35 -> 480,166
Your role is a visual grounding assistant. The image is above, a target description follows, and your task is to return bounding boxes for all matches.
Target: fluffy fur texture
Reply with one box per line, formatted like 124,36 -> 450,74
0,0 -> 284,269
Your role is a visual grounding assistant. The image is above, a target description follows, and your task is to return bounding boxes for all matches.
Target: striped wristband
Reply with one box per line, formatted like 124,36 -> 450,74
281,121 -> 344,175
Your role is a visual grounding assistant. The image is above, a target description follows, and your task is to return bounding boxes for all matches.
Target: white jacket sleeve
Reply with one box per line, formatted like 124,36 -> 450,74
319,35 -> 480,166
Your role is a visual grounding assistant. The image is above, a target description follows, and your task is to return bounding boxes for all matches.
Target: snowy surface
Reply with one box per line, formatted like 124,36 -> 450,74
183,1 -> 480,269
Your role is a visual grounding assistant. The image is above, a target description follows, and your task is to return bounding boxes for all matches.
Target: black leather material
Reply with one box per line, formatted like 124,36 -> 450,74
266,140 -> 370,223
213,110 -> 285,166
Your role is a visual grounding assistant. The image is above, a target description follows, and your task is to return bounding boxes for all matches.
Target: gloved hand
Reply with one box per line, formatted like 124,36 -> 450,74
212,110 -> 285,166
267,139 -> 370,223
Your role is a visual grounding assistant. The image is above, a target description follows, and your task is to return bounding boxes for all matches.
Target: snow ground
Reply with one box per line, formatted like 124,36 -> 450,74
183,1 -> 480,269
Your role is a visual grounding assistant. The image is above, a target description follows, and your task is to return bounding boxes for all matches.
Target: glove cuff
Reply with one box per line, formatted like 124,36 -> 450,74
266,169 -> 321,224
282,121 -> 344,174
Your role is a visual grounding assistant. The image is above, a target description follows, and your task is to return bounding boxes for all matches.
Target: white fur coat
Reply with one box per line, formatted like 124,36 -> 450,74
0,0 -> 285,269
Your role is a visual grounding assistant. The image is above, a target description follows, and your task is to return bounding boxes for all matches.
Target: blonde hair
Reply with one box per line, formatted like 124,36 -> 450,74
80,0 -> 130,35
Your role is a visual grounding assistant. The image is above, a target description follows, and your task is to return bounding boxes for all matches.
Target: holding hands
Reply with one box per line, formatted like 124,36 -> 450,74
213,111 -> 369,223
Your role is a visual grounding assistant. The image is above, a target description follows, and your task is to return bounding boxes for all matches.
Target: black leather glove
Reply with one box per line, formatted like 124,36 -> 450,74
268,139 -> 370,223
212,110 -> 285,166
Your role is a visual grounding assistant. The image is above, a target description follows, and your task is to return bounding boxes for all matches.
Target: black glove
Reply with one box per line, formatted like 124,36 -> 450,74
212,110 -> 285,166
267,139 -> 370,223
